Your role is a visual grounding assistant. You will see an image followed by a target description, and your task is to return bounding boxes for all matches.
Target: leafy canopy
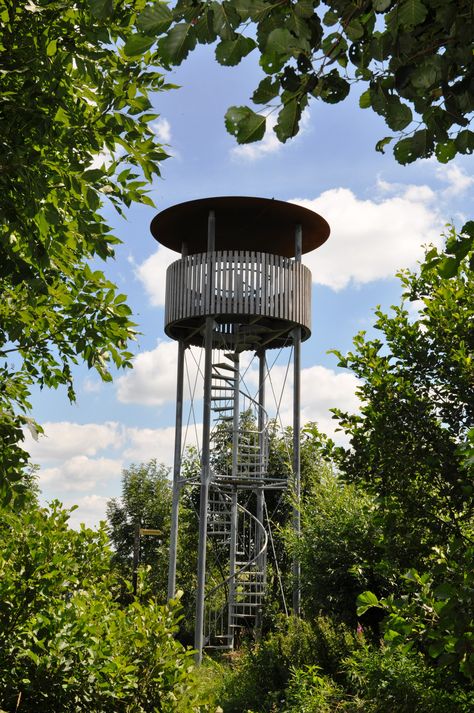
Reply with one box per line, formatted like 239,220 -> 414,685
0,0 -> 173,502
148,0 -> 474,163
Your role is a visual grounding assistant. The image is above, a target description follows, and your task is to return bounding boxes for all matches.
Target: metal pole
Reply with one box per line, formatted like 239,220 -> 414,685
292,224 -> 302,616
256,349 -> 266,634
167,340 -> 185,600
132,521 -> 140,596
228,351 -> 240,644
194,316 -> 213,663
194,210 -> 216,663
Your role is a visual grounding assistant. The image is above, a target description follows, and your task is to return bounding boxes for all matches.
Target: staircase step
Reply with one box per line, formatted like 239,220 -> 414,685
213,363 -> 237,372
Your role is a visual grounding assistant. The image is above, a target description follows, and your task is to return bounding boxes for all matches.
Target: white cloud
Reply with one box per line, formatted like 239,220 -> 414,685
83,377 -> 103,394
62,495 -> 110,530
26,421 -> 123,462
123,426 -> 176,465
231,110 -> 311,162
436,163 -> 474,197
116,340 -> 177,405
135,245 -> 177,307
116,341 -> 204,407
151,117 -> 172,144
293,185 -> 444,290
40,456 -> 123,493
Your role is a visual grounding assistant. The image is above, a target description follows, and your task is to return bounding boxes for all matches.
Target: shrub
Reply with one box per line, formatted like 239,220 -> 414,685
345,643 -> 474,713
0,502 -> 204,712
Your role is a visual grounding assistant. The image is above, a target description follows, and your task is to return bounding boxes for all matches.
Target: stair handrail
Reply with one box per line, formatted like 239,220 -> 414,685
203,484 -> 268,604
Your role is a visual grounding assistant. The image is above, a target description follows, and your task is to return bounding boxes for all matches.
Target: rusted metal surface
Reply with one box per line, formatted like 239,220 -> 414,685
150,196 -> 330,257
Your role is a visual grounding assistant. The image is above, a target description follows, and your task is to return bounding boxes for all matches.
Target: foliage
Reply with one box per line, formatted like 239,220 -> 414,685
286,471 -> 384,626
357,539 -> 474,681
282,665 -> 345,713
345,642 -> 473,713
146,0 -> 474,164
0,0 -> 172,503
331,234 -> 474,572
215,615 -> 319,712
0,501 -> 205,712
107,460 -> 172,599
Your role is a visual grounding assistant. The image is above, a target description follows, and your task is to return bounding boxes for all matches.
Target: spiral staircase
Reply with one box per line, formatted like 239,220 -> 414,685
203,352 -> 271,651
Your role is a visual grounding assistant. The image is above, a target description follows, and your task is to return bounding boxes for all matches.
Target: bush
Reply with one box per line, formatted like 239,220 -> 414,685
345,643 -> 474,713
286,475 -> 385,627
0,502 -> 204,712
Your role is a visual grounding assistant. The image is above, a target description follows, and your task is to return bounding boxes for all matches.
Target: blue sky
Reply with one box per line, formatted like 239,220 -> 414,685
25,43 -> 474,527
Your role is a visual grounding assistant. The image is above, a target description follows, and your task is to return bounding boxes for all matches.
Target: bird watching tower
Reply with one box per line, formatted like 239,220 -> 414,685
150,196 -> 330,662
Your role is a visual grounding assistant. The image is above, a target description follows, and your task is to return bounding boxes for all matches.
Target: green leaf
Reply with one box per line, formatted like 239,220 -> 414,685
394,130 -> 432,164
359,89 -> 371,109
455,130 -> 474,155
345,19 -> 364,41
224,106 -> 266,143
88,0 -> 113,20
411,58 -> 442,90
157,23 -> 196,65
437,256 -> 458,278
46,39 -> 57,56
320,70 -> 350,104
123,33 -> 156,57
294,0 -> 314,19
461,220 -> 474,239
252,76 -> 279,104
215,35 -> 256,66
397,0 -> 428,29
274,100 -> 301,143
385,97 -> 412,131
373,0 -> 391,10
265,28 -> 295,58
136,3 -> 173,34
375,136 -> 393,153
435,140 -> 456,163
211,1 -> 240,41
323,9 -> 338,26
356,590 -> 382,616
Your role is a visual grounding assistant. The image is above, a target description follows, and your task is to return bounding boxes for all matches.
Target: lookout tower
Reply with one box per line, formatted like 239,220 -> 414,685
151,196 -> 330,662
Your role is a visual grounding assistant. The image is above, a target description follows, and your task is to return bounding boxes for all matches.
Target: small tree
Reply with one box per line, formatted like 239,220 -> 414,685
107,460 -> 172,599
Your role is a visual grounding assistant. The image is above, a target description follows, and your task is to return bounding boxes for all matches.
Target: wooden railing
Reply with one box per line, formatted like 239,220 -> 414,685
165,251 -> 311,331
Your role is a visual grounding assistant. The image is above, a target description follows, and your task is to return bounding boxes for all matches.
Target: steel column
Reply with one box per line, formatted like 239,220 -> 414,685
167,340 -> 185,600
292,224 -> 302,616
228,351 -> 240,644
194,210 -> 216,662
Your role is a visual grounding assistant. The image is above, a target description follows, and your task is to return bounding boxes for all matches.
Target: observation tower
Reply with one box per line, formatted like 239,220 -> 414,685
150,197 -> 330,662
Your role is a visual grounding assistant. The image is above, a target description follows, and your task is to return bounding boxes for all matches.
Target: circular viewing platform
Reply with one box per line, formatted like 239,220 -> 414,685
151,196 -> 330,257
165,250 -> 312,350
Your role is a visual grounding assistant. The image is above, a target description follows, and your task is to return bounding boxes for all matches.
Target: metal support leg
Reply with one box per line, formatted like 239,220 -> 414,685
194,317 -> 214,663
292,225 -> 302,616
167,341 -> 185,600
255,350 -> 266,634
228,351 -> 240,644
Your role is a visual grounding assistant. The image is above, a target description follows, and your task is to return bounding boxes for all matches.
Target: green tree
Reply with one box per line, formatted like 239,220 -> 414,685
331,232 -> 474,680
286,471 -> 384,626
332,230 -> 473,569
0,500 -> 205,712
144,0 -> 474,163
0,0 -> 172,503
107,460 -> 172,599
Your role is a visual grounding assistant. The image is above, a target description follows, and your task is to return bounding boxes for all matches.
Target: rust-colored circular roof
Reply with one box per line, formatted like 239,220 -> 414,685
150,196 -> 330,257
